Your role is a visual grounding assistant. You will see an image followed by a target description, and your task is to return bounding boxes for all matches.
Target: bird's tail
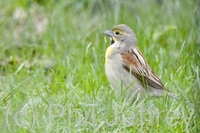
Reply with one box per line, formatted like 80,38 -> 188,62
167,92 -> 179,100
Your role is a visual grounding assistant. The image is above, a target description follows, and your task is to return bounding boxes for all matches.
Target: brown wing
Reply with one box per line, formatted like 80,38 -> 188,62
121,47 -> 164,90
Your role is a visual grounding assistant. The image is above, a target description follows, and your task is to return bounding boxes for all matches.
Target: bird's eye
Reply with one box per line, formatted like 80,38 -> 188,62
115,31 -> 120,35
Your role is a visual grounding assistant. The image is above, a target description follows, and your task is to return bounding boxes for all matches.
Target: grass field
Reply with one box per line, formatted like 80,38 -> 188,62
0,0 -> 200,132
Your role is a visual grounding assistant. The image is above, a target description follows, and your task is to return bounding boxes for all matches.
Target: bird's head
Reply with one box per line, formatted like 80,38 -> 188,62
103,24 -> 137,47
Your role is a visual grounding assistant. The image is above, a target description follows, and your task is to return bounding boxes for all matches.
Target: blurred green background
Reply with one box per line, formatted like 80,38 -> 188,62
0,0 -> 199,132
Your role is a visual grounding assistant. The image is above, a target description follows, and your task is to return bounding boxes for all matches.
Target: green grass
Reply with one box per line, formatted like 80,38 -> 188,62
0,0 -> 200,132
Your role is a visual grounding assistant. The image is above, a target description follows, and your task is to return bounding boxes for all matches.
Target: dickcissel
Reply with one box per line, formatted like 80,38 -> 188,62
103,24 -> 178,99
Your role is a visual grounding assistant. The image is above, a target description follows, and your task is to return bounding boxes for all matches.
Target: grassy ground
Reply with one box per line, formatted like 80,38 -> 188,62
0,0 -> 200,132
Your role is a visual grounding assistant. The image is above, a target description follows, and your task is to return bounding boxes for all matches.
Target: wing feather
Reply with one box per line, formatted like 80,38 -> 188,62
121,47 -> 164,90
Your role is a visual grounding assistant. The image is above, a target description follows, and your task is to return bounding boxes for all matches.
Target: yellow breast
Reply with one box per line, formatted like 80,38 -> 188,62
105,46 -> 114,64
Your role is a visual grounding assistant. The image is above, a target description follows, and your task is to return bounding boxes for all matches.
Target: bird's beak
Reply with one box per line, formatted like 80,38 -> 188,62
103,30 -> 116,45
102,30 -> 113,37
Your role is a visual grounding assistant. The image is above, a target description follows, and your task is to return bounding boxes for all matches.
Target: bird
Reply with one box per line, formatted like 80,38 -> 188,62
103,24 -> 178,99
